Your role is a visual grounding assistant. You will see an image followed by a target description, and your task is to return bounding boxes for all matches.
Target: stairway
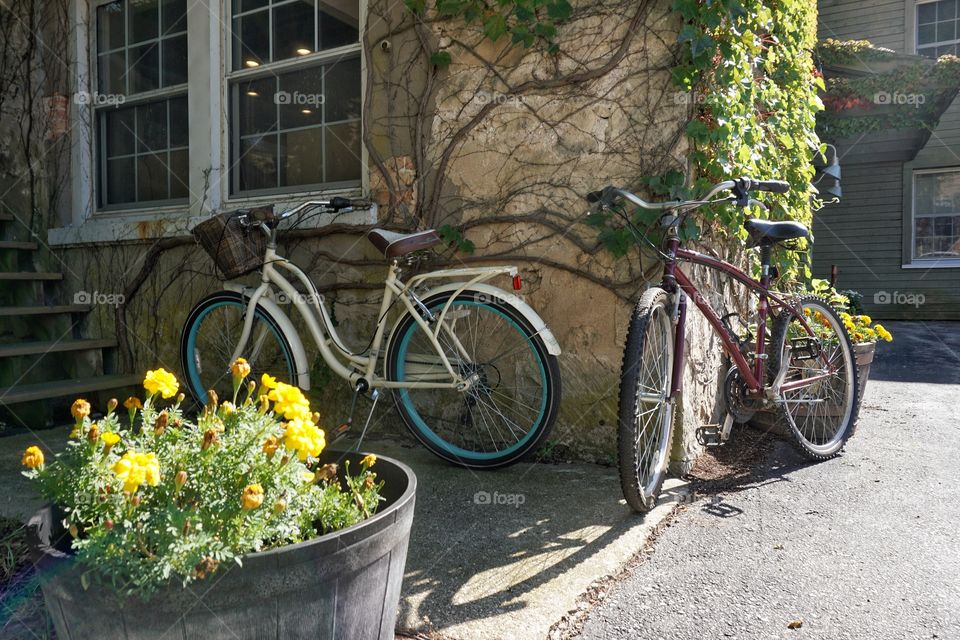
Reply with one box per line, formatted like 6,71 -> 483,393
0,211 -> 139,428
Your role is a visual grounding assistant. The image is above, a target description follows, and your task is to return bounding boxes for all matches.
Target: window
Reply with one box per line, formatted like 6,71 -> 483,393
917,0 -> 960,58
229,0 -> 362,194
913,169 -> 960,259
95,0 -> 189,208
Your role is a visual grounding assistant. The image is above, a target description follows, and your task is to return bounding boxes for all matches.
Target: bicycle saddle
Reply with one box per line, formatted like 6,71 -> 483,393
368,228 -> 442,259
743,219 -> 809,246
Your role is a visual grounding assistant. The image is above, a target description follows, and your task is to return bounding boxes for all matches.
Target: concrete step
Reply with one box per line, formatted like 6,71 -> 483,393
0,374 -> 141,406
0,338 -> 116,359
0,272 -> 62,281
0,241 -> 37,251
0,305 -> 90,317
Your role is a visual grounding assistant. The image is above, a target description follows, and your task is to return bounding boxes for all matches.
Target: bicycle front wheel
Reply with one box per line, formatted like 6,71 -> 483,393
618,287 -> 675,513
768,295 -> 859,460
385,291 -> 560,468
181,291 -> 297,407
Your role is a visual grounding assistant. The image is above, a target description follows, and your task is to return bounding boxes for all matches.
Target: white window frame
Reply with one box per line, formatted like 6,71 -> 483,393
902,166 -> 960,268
909,0 -> 960,56
57,0 -> 368,246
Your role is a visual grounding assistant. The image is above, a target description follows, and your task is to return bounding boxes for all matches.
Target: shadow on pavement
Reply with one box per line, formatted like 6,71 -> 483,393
869,321 -> 960,384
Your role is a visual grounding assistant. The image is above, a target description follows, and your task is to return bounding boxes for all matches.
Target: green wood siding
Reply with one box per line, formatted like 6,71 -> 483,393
817,0 -> 906,50
812,161 -> 960,320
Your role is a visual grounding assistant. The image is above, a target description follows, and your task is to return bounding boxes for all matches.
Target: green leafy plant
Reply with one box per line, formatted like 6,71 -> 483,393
21,363 -> 383,596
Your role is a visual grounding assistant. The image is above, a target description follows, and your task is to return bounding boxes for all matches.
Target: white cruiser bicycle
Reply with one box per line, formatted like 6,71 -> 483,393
182,197 -> 562,468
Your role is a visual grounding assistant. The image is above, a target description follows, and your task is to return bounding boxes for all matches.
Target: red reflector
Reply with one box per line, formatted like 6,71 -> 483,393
512,274 -> 522,291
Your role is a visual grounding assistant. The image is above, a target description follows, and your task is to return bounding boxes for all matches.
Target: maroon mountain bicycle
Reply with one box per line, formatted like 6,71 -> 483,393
587,178 -> 859,513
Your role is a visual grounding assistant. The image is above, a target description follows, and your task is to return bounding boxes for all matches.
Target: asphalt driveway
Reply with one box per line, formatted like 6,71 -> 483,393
575,321 -> 960,639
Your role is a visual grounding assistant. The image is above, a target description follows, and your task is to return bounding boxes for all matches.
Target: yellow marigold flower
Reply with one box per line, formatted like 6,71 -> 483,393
21,446 -> 44,469
143,368 -> 179,399
269,382 -> 312,421
260,373 -> 278,392
101,432 -> 121,448
124,396 -> 142,410
71,398 -> 91,421
241,484 -> 264,510
231,358 -> 251,381
220,401 -> 236,416
283,417 -> 326,462
262,435 -> 280,458
840,312 -> 850,320
112,451 -> 161,494
804,308 -> 811,316
361,454 -> 377,468
875,324 -> 893,342
858,314 -> 872,325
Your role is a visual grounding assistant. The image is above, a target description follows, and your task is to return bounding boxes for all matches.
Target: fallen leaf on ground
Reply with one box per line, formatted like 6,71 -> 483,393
787,620 -> 803,629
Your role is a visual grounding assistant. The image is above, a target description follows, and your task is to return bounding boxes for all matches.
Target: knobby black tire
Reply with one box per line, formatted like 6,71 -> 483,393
618,287 -> 675,513
768,294 -> 860,460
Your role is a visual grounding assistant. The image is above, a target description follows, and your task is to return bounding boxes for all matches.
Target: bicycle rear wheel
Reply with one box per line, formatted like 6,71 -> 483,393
385,291 -> 560,468
769,295 -> 859,460
618,287 -> 674,513
181,291 -> 297,407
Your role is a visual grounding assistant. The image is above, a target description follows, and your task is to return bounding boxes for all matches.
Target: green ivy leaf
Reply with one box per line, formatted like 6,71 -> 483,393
430,51 -> 452,67
483,14 -> 508,41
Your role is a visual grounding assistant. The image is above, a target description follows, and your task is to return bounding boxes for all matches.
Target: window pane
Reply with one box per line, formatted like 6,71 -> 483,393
938,19 -> 956,42
919,23 -> 937,44
170,149 -> 190,198
324,122 -> 361,182
105,107 -> 136,157
162,35 -> 188,87
318,0 -> 359,50
129,43 -> 160,93
237,0 -> 270,13
278,66 -> 325,129
916,174 -> 936,213
169,96 -> 189,147
97,2 -> 125,51
161,0 -> 187,33
98,51 -> 126,95
280,128 -> 323,186
939,0 -> 957,20
137,101 -> 168,152
919,2 -> 938,23
137,152 -> 169,201
274,1 -> 316,61
323,56 -> 361,122
239,135 -> 278,190
238,77 -> 279,135
106,157 -> 136,204
234,13 -> 269,69
129,0 -> 159,44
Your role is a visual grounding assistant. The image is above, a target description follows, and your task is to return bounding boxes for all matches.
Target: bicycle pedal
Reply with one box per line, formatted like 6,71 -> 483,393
696,424 -> 723,447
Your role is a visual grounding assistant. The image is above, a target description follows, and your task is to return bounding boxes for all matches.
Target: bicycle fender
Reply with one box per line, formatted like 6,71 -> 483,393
222,284 -> 312,390
419,282 -> 562,356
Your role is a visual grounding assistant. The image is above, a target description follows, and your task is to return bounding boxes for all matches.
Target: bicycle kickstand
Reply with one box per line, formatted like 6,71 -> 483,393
329,383 -> 364,445
353,389 -> 380,453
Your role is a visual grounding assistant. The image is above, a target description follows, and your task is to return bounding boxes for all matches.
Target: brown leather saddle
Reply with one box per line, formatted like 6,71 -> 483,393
367,228 -> 442,259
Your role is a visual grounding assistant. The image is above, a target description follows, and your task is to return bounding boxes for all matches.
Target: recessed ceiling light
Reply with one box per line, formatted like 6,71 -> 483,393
245,60 -> 260,68
246,90 -> 259,97
296,48 -> 312,56
301,109 -> 312,114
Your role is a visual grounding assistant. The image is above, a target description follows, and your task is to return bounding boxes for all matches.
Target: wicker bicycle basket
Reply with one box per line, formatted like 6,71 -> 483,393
192,208 -> 270,280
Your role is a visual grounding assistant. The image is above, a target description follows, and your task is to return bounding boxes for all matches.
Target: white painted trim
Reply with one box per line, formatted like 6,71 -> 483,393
906,166 -> 960,264
70,0 -> 94,227
901,260 -> 960,268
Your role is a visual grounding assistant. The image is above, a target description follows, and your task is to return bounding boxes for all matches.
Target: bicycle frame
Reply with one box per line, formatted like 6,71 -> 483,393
226,245 -> 522,393
660,236 -> 827,400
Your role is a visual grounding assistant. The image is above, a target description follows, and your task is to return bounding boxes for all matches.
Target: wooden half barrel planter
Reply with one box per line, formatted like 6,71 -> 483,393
29,452 -> 416,640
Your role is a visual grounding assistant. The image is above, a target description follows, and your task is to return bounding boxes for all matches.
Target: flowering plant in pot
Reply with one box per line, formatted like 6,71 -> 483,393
23,361 -> 416,640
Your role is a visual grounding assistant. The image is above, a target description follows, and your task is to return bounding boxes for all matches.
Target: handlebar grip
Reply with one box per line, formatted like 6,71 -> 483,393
754,179 -> 790,194
329,196 -> 353,209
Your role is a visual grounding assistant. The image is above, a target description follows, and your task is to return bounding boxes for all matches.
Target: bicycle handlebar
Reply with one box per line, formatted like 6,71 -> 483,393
586,177 -> 789,212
